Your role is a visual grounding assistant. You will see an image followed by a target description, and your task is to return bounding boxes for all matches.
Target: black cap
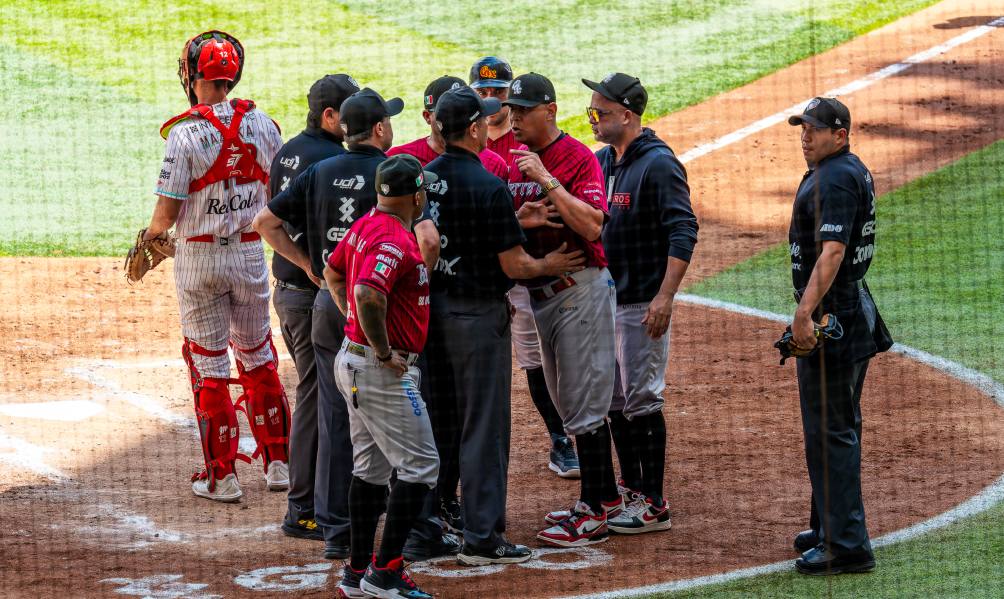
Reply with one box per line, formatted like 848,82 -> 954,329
423,76 -> 467,111
435,87 -> 502,136
375,154 -> 438,197
308,74 -> 361,115
469,56 -> 513,89
502,73 -> 556,107
788,97 -> 851,131
339,88 -> 405,137
582,72 -> 648,116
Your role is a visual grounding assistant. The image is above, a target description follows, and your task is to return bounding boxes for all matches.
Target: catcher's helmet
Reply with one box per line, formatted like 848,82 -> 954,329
178,30 -> 245,106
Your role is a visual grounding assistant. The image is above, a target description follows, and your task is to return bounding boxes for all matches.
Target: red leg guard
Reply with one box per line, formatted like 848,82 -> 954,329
235,355 -> 291,470
183,340 -> 241,490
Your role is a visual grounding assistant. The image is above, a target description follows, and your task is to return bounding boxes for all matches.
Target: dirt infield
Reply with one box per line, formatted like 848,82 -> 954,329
2,2 -> 1003,597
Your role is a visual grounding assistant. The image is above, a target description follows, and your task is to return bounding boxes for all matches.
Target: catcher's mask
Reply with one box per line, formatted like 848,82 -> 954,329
178,30 -> 245,106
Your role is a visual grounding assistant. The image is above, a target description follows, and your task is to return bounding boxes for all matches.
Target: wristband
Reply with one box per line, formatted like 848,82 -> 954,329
377,351 -> 393,362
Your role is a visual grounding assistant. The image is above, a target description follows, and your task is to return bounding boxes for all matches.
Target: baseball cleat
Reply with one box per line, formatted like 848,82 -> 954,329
608,494 -> 672,534
795,546 -> 876,576
359,557 -> 432,599
544,495 -> 624,525
265,460 -> 289,491
548,436 -> 580,478
192,473 -> 242,503
335,563 -> 367,598
537,501 -> 609,547
456,538 -> 532,566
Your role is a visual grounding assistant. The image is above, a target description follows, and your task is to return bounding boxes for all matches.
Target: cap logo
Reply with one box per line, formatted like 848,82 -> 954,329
339,123 -> 348,133
450,82 -> 461,90
805,98 -> 821,111
425,94 -> 434,106
623,98 -> 630,105
511,80 -> 522,95
479,65 -> 497,79
602,73 -> 616,83
380,184 -> 390,194
834,118 -> 842,125
415,175 -> 424,187
543,95 -> 550,101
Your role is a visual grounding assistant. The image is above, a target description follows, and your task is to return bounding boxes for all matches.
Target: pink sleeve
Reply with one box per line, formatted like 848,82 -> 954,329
326,237 -> 348,274
567,151 -> 608,213
354,239 -> 405,295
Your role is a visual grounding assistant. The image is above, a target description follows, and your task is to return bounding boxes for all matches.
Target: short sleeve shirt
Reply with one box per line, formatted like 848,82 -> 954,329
388,137 -> 508,179
155,101 -> 282,238
327,210 -> 430,353
488,128 -> 526,169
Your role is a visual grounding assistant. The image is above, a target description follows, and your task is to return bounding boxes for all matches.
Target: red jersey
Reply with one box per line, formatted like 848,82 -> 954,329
487,128 -> 526,168
326,209 -> 430,354
388,137 -> 508,179
507,133 -> 608,287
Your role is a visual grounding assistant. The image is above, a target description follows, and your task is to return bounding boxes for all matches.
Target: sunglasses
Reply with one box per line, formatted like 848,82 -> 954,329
586,106 -> 614,122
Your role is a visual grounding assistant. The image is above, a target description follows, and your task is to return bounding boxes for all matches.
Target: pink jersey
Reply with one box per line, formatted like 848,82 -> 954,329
388,137 -> 508,179
507,133 -> 609,287
488,128 -> 526,168
327,209 -> 430,354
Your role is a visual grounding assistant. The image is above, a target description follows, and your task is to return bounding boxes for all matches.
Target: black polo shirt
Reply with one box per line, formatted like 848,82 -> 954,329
423,146 -> 526,299
789,145 -> 877,304
268,144 -> 386,278
268,127 -> 346,287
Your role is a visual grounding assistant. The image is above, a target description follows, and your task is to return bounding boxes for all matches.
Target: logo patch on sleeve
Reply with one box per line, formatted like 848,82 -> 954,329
374,262 -> 391,276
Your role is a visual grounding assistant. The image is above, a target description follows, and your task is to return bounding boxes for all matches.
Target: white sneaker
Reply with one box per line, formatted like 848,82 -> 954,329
537,501 -> 609,547
544,494 -> 624,525
608,493 -> 672,534
266,460 -> 289,491
192,473 -> 243,503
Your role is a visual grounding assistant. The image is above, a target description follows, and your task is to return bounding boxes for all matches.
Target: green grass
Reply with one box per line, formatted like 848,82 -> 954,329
648,500 -> 1004,598
0,0 -> 937,256
686,139 -> 1004,382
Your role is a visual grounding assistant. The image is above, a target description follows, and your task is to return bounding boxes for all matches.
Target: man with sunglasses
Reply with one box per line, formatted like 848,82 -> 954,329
785,97 -> 892,575
504,73 -> 621,547
584,73 -> 698,535
471,59 -> 581,481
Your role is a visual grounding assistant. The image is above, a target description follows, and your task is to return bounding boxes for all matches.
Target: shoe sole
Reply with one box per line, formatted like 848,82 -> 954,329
192,489 -> 242,503
281,523 -> 324,541
359,578 -> 429,599
266,480 -> 290,492
535,532 -> 609,548
456,552 -> 533,566
608,519 -> 672,534
548,463 -> 581,479
324,549 -> 350,560
336,585 -> 366,599
795,560 -> 876,576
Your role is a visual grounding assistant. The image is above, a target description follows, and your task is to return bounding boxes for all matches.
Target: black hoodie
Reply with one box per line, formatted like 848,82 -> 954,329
597,128 -> 698,305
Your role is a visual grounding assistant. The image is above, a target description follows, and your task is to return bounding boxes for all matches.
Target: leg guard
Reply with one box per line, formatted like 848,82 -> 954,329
235,333 -> 291,470
183,339 -> 242,491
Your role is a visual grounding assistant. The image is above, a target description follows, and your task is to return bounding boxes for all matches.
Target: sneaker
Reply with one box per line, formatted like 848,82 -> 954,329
457,538 -> 532,566
359,557 -> 431,599
440,498 -> 464,534
608,494 -> 672,534
544,495 -> 624,525
281,517 -> 324,541
324,537 -> 351,560
192,473 -> 242,503
265,460 -> 289,491
548,436 -> 580,478
403,531 -> 462,562
537,501 -> 609,547
336,564 -> 367,599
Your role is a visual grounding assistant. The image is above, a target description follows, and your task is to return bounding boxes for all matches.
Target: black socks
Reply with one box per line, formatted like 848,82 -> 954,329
349,477 -> 388,571
638,411 -> 666,504
574,424 -> 617,513
608,410 -> 642,491
526,367 -> 565,438
376,480 -> 429,568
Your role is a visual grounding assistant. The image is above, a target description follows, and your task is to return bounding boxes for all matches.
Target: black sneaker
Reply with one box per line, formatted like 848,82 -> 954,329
335,564 -> 366,598
440,498 -> 464,534
457,538 -> 533,566
402,532 -> 462,562
548,436 -> 580,479
324,536 -> 350,560
281,517 -> 324,541
359,557 -> 431,599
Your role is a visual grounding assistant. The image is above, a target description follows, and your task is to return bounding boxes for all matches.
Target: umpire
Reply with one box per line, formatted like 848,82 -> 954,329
268,74 -> 359,541
584,73 -> 697,535
255,87 -> 403,560
786,97 -> 893,575
420,87 -> 585,564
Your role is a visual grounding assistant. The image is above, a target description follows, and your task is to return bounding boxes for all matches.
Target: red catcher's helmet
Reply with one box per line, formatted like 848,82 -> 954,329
178,30 -> 245,106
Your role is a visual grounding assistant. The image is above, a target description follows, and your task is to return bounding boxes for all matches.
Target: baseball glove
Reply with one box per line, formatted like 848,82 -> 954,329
124,228 -> 176,283
773,313 -> 844,365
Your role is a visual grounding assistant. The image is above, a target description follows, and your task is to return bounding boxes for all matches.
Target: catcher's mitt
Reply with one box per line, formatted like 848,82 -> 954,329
773,313 -> 844,365
124,228 -> 176,283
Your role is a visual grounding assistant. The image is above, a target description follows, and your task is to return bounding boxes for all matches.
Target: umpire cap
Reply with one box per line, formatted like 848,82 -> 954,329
308,74 -> 361,115
435,87 -> 501,136
340,88 -> 404,137
788,97 -> 851,131
469,57 -> 513,89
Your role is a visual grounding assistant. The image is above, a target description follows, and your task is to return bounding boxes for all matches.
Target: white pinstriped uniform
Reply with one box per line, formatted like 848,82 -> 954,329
155,100 -> 283,378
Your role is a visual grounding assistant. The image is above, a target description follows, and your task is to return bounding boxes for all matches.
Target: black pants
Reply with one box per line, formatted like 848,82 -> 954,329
311,289 -> 352,544
273,284 -> 318,522
413,294 -> 512,546
797,353 -> 872,556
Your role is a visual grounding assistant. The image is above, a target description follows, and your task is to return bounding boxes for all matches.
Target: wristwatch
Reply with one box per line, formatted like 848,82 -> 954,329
541,177 -> 562,194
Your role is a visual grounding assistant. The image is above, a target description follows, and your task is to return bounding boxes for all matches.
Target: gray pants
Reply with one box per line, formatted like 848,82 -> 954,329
431,295 -> 512,546
529,267 -> 617,435
311,290 -> 353,543
273,284 -> 319,522
334,341 -> 439,487
609,302 -> 669,419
